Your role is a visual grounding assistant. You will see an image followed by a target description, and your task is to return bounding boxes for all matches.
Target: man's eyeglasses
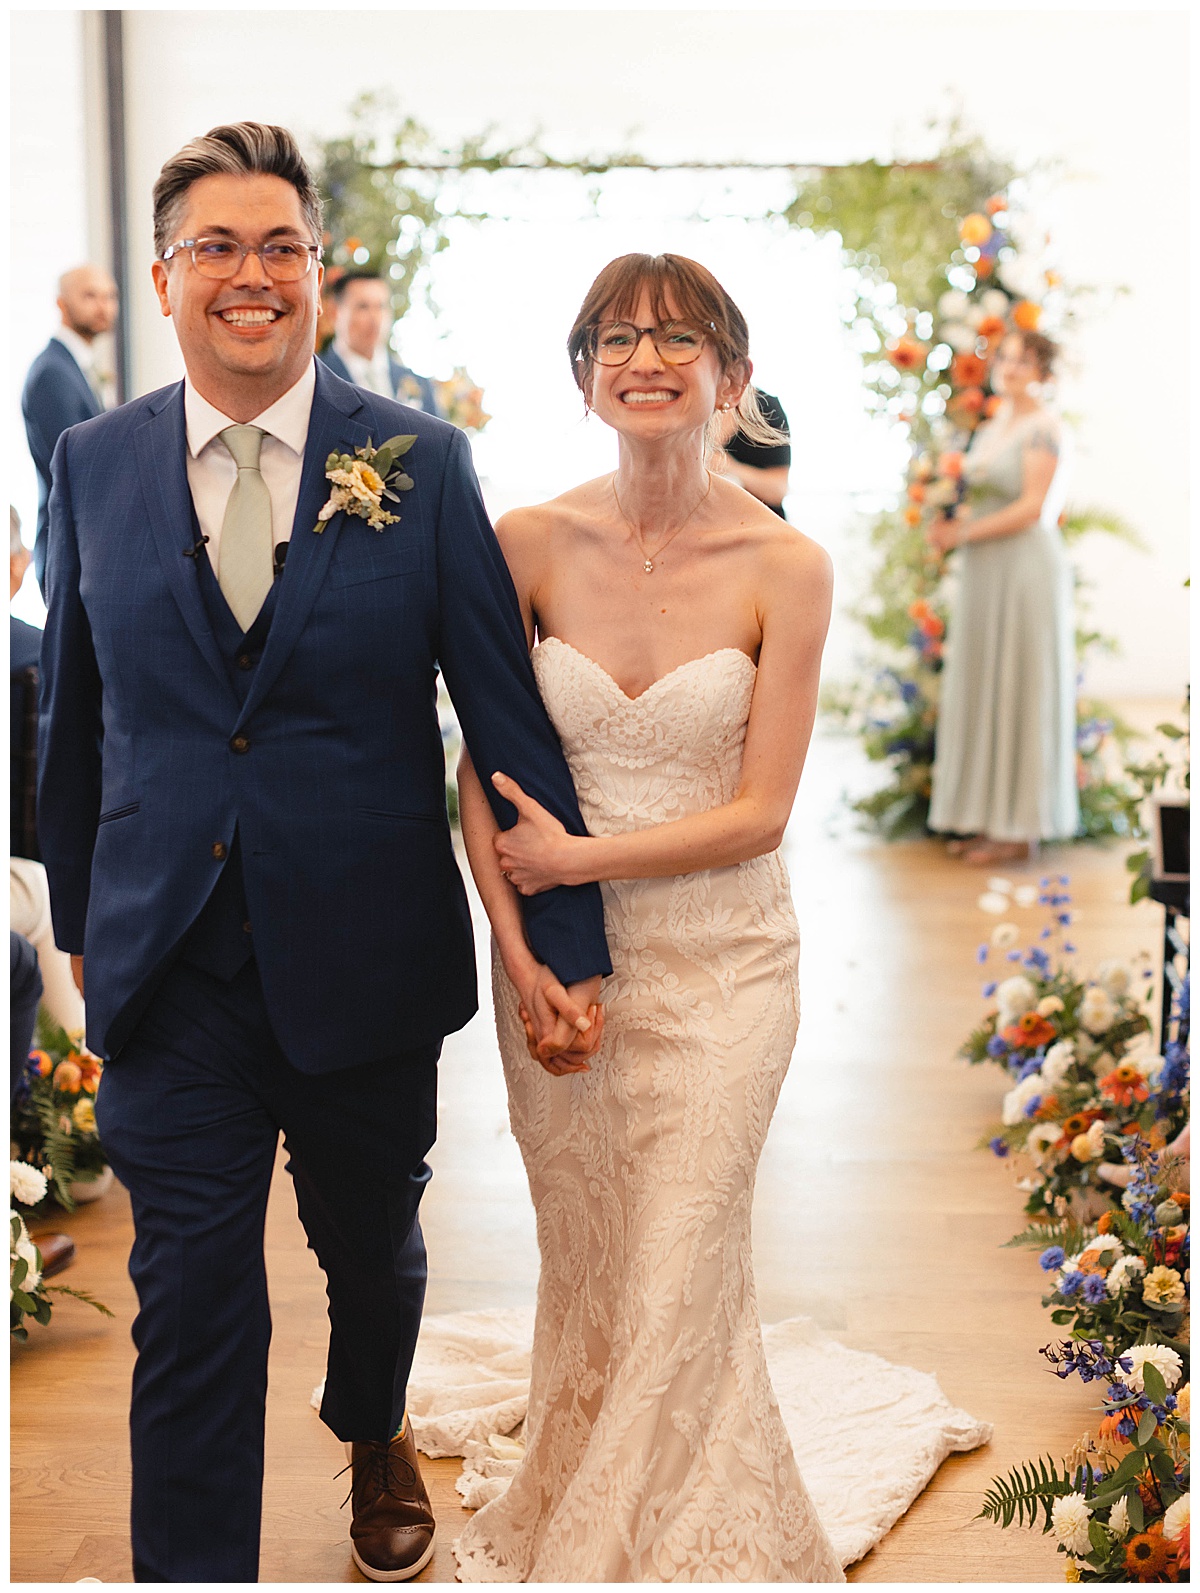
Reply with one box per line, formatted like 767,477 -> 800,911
586,320 -> 713,367
159,236 -> 322,282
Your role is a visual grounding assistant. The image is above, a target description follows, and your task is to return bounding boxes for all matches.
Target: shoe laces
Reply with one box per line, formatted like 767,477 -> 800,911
336,1439 -> 417,1509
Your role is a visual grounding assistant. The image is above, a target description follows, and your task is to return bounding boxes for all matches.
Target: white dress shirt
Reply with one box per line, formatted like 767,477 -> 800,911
183,361 -> 315,579
52,325 -> 111,409
331,335 -> 394,398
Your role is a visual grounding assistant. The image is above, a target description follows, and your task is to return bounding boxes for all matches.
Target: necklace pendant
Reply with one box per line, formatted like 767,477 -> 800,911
643,558 -> 654,573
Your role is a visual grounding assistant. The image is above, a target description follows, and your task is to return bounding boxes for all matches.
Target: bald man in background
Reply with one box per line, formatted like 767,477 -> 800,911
22,264 -> 119,593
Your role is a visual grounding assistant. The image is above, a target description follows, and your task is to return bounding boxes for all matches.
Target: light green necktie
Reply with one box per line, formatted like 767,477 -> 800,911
217,425 -> 273,630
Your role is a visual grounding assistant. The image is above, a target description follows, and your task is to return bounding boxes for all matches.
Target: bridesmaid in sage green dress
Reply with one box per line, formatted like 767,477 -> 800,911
927,329 -> 1079,865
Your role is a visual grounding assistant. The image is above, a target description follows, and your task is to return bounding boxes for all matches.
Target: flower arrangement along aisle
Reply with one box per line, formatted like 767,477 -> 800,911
964,877 -> 1188,1227
1037,1140 -> 1189,1365
979,1331 -> 1189,1581
10,1161 -> 111,1341
11,1013 -> 107,1209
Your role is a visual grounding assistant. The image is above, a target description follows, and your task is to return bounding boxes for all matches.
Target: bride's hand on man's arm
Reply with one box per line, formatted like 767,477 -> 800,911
491,772 -> 588,894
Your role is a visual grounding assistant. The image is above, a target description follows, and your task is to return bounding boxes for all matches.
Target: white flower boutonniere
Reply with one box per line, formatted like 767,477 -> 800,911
313,434 -> 417,533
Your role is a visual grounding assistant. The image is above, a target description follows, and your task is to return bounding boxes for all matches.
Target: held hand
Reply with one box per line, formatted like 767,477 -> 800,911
515,968 -> 605,1076
492,773 -> 581,895
927,513 -> 968,555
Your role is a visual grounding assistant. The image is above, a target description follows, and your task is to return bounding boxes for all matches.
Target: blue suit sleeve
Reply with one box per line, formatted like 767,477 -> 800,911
36,432 -> 103,955
433,428 -> 612,985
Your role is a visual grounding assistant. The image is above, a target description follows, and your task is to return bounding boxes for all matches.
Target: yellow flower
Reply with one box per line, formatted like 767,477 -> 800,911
355,463 -> 385,496
1142,1266 -> 1186,1307
1064,1559 -> 1081,1582
72,1098 -> 97,1134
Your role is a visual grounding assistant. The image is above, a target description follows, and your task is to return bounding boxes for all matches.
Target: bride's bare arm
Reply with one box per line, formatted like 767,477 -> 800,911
458,726 -> 604,1073
493,536 -> 833,890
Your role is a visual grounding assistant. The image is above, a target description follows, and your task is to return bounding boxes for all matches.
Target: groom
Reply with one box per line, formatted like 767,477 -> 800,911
37,122 -> 610,1584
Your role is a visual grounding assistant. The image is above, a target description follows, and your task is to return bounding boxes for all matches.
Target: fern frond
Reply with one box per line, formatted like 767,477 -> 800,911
1003,1218 -> 1096,1253
1061,505 -> 1147,551
978,1455 -> 1084,1530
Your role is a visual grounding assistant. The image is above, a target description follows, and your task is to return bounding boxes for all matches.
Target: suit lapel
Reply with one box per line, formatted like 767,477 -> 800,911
134,385 -> 234,699
234,365 -> 373,725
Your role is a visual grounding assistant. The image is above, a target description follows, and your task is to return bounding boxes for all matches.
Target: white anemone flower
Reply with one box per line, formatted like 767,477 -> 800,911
1107,1496 -> 1131,1539
1105,1255 -> 1146,1296
1079,984 -> 1118,1035
10,1161 -> 48,1207
1164,1495 -> 1190,1544
1002,1074 -> 1046,1126
996,974 -> 1037,1024
978,891 -> 1010,915
1013,884 -> 1040,907
991,923 -> 1020,949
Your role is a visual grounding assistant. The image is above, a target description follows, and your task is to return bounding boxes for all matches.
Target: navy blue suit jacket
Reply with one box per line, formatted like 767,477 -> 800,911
22,337 -> 104,593
318,345 -> 440,416
37,361 -> 610,1071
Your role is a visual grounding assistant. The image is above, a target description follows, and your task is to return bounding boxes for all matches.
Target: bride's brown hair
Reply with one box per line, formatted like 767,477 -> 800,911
567,253 -> 785,448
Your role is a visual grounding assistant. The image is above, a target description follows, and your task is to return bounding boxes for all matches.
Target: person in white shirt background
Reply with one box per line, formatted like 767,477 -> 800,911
317,269 -> 441,414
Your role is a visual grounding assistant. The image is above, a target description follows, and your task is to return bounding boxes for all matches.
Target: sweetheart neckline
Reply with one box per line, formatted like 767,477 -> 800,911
534,636 -> 757,704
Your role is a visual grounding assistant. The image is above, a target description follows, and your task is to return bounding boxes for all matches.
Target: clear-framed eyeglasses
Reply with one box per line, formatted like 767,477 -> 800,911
586,320 -> 715,367
159,236 -> 323,281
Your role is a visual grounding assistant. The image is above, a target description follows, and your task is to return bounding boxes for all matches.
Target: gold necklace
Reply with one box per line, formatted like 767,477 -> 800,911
612,471 -> 713,573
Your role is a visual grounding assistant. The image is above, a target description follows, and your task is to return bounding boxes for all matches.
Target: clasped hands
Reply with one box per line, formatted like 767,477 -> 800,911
926,511 -> 971,555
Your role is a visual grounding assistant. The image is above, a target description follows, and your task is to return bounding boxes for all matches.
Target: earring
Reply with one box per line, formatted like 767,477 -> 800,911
720,402 -> 732,412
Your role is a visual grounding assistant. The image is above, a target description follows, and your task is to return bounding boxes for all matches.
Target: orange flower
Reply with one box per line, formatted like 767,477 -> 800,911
937,451 -> 965,479
53,1060 -> 83,1094
1077,1252 -> 1108,1276
983,394 -> 1003,418
904,505 -> 922,527
1125,1525 -> 1172,1580
886,337 -> 927,371
959,213 -> 993,247
907,482 -> 927,504
1061,1110 -> 1103,1137
1098,1410 -> 1133,1449
919,613 -> 944,640
1170,1190 -> 1189,1210
28,1049 -> 53,1077
974,256 -> 995,280
1035,1094 -> 1061,1120
1000,1012 -> 1058,1048
1012,300 -> 1042,331
951,387 -> 986,414
908,599 -> 931,622
951,352 -> 989,388
985,194 -> 1007,215
976,315 -> 1007,341
1100,1064 -> 1150,1108
1098,1210 -> 1115,1234
1175,1522 -> 1189,1572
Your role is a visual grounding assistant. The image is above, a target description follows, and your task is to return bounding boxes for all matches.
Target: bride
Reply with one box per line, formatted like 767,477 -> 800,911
453,252 -> 844,1582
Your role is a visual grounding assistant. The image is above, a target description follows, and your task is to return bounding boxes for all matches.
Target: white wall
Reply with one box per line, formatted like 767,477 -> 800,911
10,8 -> 1189,696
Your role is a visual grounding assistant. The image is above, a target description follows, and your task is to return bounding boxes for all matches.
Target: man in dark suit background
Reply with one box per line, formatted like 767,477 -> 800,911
319,270 -> 441,414
38,123 -> 609,1584
21,264 -> 119,592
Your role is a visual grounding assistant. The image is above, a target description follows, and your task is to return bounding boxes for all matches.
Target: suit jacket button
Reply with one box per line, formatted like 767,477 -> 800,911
212,841 -> 228,861
230,734 -> 250,754
242,920 -> 252,935
236,653 -> 254,671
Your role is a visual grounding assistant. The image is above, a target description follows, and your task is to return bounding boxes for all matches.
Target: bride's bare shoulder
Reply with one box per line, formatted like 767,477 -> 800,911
493,477 -> 612,554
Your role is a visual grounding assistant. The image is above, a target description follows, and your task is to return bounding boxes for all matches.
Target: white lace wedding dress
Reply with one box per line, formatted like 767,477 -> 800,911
414,637 -> 986,1583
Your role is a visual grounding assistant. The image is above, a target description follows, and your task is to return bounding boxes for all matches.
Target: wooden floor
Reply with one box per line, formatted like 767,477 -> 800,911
11,708 -> 1176,1584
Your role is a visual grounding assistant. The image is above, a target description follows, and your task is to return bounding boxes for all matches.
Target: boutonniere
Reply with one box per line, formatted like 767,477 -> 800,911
313,434 -> 417,533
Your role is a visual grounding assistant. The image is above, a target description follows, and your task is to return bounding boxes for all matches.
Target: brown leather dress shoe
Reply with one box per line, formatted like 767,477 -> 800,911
32,1232 -> 76,1278
347,1424 -> 436,1582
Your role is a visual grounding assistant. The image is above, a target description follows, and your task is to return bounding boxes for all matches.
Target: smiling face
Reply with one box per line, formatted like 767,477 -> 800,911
151,171 -> 323,415
585,286 -> 745,442
991,333 -> 1043,398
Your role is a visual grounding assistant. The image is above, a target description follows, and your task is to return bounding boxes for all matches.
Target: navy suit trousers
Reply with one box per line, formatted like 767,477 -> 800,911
96,956 -> 439,1583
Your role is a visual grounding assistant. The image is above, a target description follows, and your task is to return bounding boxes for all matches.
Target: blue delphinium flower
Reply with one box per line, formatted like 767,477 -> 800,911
986,1036 -> 1008,1058
1040,1246 -> 1066,1271
1059,1271 -> 1084,1297
1083,1274 -> 1107,1305
989,1137 -> 1009,1158
977,944 -> 989,964
1023,1095 -> 1042,1118
1017,1056 -> 1043,1080
982,981 -> 997,999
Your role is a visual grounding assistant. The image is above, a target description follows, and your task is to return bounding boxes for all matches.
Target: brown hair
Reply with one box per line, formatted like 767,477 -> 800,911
152,122 -> 323,258
1009,327 -> 1060,380
567,253 -> 785,447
